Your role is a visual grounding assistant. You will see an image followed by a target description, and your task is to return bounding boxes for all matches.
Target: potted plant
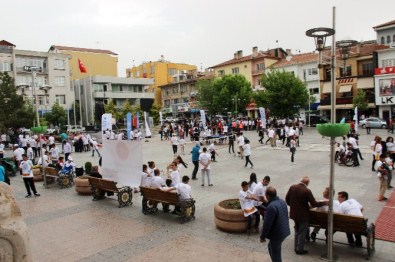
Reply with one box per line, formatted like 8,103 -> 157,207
84,161 -> 92,175
214,199 -> 253,233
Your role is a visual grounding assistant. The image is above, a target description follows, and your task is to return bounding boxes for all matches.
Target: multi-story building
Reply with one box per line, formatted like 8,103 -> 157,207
125,56 -> 197,104
159,73 -> 212,118
75,76 -> 154,126
271,52 -> 320,121
317,41 -> 387,120
49,45 -> 118,80
0,40 -> 73,119
374,19 -> 395,47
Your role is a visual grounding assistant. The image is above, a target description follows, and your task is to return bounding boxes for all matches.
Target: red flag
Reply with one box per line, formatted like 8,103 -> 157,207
78,58 -> 87,73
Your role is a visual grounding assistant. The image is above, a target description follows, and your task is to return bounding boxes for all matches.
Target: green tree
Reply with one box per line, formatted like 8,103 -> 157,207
0,72 -> 34,131
121,100 -> 133,120
150,103 -> 162,125
258,70 -> 308,118
104,99 -> 119,120
196,75 -> 252,115
353,89 -> 368,111
45,102 -> 67,126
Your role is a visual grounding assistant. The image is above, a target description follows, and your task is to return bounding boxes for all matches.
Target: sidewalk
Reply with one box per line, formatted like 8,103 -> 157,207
7,127 -> 395,261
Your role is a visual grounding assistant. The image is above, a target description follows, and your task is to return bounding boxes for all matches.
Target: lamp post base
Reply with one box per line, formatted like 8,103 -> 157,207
320,253 -> 338,261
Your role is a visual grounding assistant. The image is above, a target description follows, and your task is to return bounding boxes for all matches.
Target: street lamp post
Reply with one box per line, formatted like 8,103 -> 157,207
306,6 -> 356,261
232,95 -> 241,117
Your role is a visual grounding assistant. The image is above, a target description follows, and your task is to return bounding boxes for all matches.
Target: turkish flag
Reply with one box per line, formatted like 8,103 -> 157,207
78,58 -> 87,73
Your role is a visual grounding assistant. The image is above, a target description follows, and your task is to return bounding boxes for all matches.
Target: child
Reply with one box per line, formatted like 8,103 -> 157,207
20,154 -> 40,198
239,181 -> 259,235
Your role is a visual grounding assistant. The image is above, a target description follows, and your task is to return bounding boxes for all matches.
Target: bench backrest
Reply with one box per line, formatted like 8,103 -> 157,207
45,167 -> 58,176
140,186 -> 179,205
309,210 -> 368,235
89,177 -> 119,193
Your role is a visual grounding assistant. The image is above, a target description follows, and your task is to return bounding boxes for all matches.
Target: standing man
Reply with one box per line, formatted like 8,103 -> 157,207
253,175 -> 271,219
20,154 -> 40,198
260,187 -> 290,262
170,134 -> 179,156
63,140 -> 72,161
228,132 -> 235,155
237,132 -> 245,159
191,142 -> 200,180
199,147 -> 212,187
348,134 -> 362,166
285,176 -> 326,255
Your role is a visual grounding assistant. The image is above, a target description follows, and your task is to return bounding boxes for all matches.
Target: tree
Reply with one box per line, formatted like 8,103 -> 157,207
0,72 -> 34,131
196,75 -> 252,115
150,103 -> 162,125
121,100 -> 133,119
104,99 -> 119,120
353,89 -> 368,111
257,70 -> 309,118
45,102 -> 67,126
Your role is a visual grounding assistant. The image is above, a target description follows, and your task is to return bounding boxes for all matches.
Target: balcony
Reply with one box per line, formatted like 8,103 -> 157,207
252,69 -> 265,76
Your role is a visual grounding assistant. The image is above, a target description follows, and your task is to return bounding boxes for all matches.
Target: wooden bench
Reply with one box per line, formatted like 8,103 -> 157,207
139,186 -> 195,223
308,209 -> 375,259
88,177 -> 133,208
44,167 -> 74,188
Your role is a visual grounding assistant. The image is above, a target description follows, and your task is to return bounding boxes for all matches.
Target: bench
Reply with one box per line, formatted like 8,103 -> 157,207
139,186 -> 195,223
308,209 -> 375,259
44,167 -> 74,188
88,177 -> 133,208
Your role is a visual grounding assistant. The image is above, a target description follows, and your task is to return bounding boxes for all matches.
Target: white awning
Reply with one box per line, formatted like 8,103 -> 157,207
338,85 -> 353,93
322,82 -> 332,93
357,78 -> 374,89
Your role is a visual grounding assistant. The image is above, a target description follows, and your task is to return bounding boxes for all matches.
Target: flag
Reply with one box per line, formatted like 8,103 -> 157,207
259,107 -> 266,128
126,112 -> 132,140
354,107 -> 358,132
144,112 -> 152,138
78,58 -> 87,73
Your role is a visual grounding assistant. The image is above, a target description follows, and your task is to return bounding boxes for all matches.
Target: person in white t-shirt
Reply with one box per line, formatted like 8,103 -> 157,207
237,133 -> 245,159
253,175 -> 271,218
150,168 -> 165,189
170,134 -> 179,155
239,181 -> 260,234
243,140 -> 254,168
0,141 -> 5,159
13,144 -> 24,168
167,162 -> 180,187
20,154 -> 40,198
199,147 -> 212,187
337,191 -> 363,247
166,175 -> 192,214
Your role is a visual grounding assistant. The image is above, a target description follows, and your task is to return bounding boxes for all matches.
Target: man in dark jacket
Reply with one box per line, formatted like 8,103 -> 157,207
260,187 -> 290,262
285,176 -> 327,255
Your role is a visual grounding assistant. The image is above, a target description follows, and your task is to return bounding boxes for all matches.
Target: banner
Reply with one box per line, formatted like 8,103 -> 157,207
259,107 -> 266,128
354,106 -> 358,132
101,140 -> 142,187
136,112 -> 140,129
159,111 -> 163,126
200,110 -> 206,128
126,112 -> 132,140
144,112 -> 152,137
101,113 -> 112,132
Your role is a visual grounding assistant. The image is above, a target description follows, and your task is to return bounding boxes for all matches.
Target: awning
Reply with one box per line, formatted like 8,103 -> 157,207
322,82 -> 332,93
338,85 -> 352,93
357,78 -> 374,89
317,103 -> 376,110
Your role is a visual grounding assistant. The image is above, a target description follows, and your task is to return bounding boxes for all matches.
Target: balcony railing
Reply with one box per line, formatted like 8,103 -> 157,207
252,69 -> 265,75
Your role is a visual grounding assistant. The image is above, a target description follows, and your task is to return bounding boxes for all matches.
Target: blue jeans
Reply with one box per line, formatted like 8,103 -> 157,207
294,220 -> 308,252
268,238 -> 285,262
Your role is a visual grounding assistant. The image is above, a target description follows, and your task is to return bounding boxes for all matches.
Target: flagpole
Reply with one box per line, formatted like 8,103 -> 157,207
84,77 -> 89,126
78,79 -> 83,126
73,80 -> 77,128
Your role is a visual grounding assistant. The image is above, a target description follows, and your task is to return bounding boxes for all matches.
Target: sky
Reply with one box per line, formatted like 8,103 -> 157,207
2,0 -> 395,76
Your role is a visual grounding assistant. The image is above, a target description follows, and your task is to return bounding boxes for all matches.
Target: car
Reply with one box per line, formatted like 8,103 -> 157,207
359,117 -> 387,129
305,114 -> 329,127
46,128 -> 57,134
164,117 -> 177,123
66,125 -> 86,133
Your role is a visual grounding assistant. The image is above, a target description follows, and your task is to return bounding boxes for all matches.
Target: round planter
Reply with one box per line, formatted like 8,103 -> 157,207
214,199 -> 250,233
316,123 -> 350,137
75,177 -> 92,195
32,169 -> 43,182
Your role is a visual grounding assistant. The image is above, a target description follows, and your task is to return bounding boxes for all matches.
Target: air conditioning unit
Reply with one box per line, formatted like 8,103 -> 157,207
390,43 -> 395,48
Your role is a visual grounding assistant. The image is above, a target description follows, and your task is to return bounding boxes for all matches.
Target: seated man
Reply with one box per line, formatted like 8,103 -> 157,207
337,191 -> 363,247
59,156 -> 75,175
165,175 -> 192,215
90,165 -> 102,178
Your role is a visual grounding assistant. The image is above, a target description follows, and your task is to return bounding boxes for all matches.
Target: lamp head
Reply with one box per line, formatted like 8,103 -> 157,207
336,40 -> 358,61
306,27 -> 335,51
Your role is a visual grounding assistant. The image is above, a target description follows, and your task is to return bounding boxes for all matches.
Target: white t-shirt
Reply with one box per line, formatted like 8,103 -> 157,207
348,137 -> 358,149
199,152 -> 211,170
316,198 -> 341,213
14,148 -> 24,161
239,189 -> 257,217
48,136 -> 55,145
371,141 -> 382,156
170,170 -> 180,186
237,136 -> 245,146
26,147 -> 34,160
0,143 -> 4,153
252,182 -> 267,206
150,176 -> 165,189
171,136 -> 179,145
20,160 -> 33,177
140,172 -> 151,187
175,183 -> 192,201
339,199 -> 363,217
268,129 -> 275,138
243,144 -> 251,156
38,155 -> 50,167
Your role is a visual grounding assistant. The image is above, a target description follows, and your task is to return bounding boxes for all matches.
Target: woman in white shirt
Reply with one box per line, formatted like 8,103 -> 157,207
248,172 -> 257,192
371,136 -> 382,171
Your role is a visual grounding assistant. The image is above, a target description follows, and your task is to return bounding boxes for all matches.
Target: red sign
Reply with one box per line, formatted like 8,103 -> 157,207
375,66 -> 395,75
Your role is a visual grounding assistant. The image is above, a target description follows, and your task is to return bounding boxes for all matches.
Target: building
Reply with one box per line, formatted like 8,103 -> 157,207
159,73 -> 212,118
271,52 -> 320,121
75,76 -> 154,126
317,41 -> 387,120
49,45 -> 118,80
125,56 -> 197,104
374,19 -> 395,46
0,40 -> 73,120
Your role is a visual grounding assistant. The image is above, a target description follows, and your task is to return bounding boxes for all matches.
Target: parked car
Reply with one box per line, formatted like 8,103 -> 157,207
66,125 -> 86,133
305,114 -> 329,127
359,117 -> 387,129
164,117 -> 177,123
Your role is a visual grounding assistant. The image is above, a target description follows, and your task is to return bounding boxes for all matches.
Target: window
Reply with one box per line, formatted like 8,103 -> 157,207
393,35 -> 395,43
172,87 -> 178,94
387,35 -> 391,44
55,95 -> 66,104
172,99 -> 178,104
218,70 -> 225,77
309,88 -> 319,95
164,100 -> 170,107
54,59 -> 65,70
362,62 -> 373,76
54,76 -> 65,87
324,66 -> 331,81
150,66 -> 155,74
231,67 -> 239,74
93,84 -> 104,92
0,62 -> 11,72
38,95 -> 44,105
168,68 -> 177,76
257,63 -> 264,70
339,65 -> 351,77
382,59 -> 395,67
381,36 -> 385,44
136,70 -> 140,77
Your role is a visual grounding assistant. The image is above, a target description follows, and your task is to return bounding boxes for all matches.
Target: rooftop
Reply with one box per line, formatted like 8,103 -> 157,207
49,45 -> 118,55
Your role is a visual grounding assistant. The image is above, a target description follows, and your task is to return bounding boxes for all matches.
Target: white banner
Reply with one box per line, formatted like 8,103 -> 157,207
159,111 -> 163,126
200,110 -> 206,128
259,107 -> 266,128
101,113 -> 112,132
144,111 -> 152,137
101,140 -> 142,187
354,106 -> 358,132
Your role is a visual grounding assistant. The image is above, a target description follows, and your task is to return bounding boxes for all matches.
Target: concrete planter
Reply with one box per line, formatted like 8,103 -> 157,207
74,177 -> 91,195
32,169 -> 43,182
214,199 -> 249,233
